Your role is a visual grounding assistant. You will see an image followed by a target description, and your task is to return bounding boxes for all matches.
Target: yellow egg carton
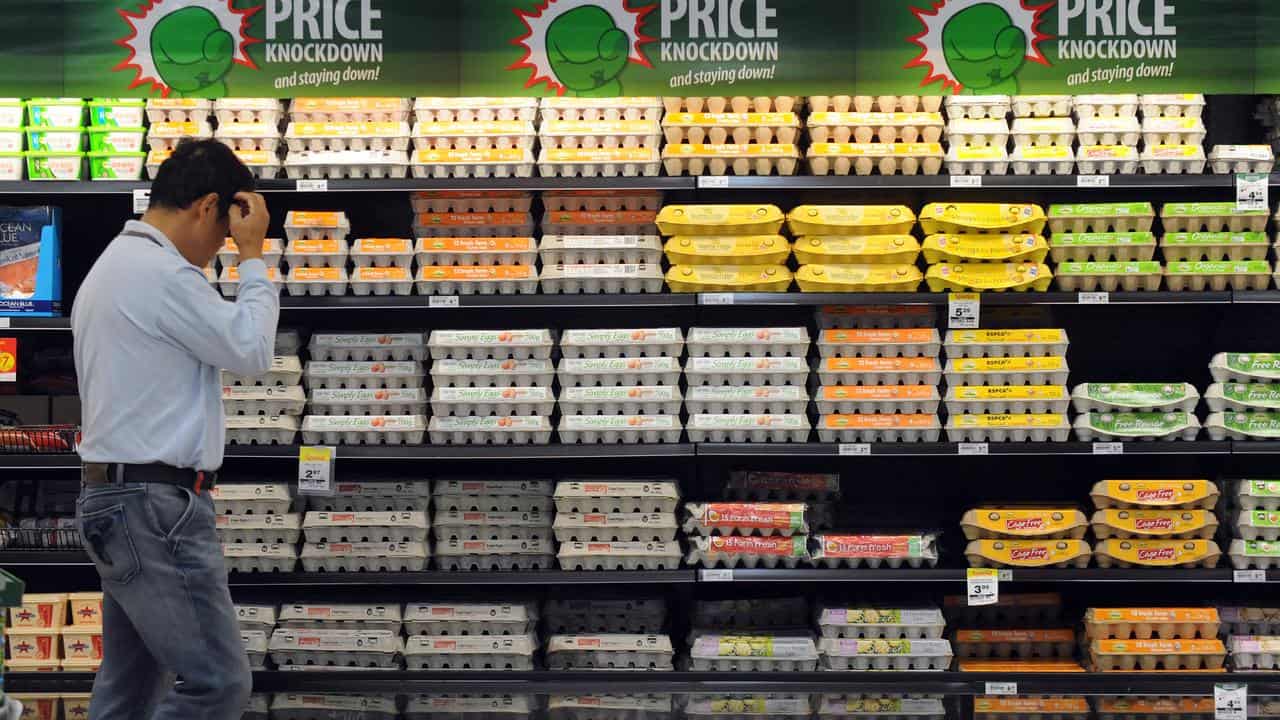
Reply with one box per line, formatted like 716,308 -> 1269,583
1084,607 -> 1220,640
1091,509 -> 1219,540
1091,480 -> 1219,510
661,112 -> 801,145
807,142 -> 943,176
806,112 -> 945,144
662,96 -> 799,114
945,356 -> 1070,387
656,205 -> 784,236
536,147 -> 662,178
796,265 -> 923,292
666,265 -> 792,293
920,203 -> 1047,235
945,414 -> 1072,442
809,95 -> 943,114
787,205 -> 917,236
960,508 -> 1089,541
1089,638 -> 1226,671
793,236 -> 920,265
538,119 -> 662,150
921,234 -> 1048,264
1094,539 -> 1221,569
664,236 -> 791,266
925,263 -> 1053,292
662,143 -> 800,176
965,539 -> 1092,568
944,385 -> 1071,415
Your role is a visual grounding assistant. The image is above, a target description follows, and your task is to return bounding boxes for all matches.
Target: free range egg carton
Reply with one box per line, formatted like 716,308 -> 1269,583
217,237 -> 284,269
540,263 -> 665,294
1140,93 -> 1207,118
271,694 -> 398,720
542,210 -> 657,235
818,413 -> 941,443
687,634 -> 819,671
1071,383 -> 1200,412
304,361 -> 424,389
1220,607 -> 1280,636
415,266 -> 540,294
1233,479 -> 1280,511
540,235 -> 663,265
1076,116 -> 1140,146
548,694 -> 673,720
662,144 -> 800,176
685,357 -> 808,386
944,95 -> 1011,120
282,238 -> 347,267
413,97 -> 538,123
1140,145 -> 1207,174
818,638 -> 953,671
1010,116 -> 1076,146
944,329 -> 1066,358
1093,539 -> 1221,568
145,98 -> 212,123
952,629 -> 1075,659
1210,352 -> 1280,383
546,634 -> 675,670
559,328 -> 683,359
350,238 -> 415,269
278,603 -> 403,630
404,634 -> 536,670
1074,412 -> 1201,441
818,608 -> 945,640
411,148 -> 535,178
946,118 -> 1010,147
1047,202 -> 1155,234
662,112 -> 801,145
1054,262 -> 1164,291
1162,232 -> 1270,262
687,327 -> 809,358
965,539 -> 1093,568
683,502 -> 808,537
415,237 -> 538,266
806,112 -> 944,144
1010,146 -> 1076,175
309,333 -> 427,362
411,190 -> 533,214
290,98 -> 411,123
430,386 -> 554,416
1207,410 -> 1280,440
404,602 -> 537,636
810,533 -> 940,568
725,471 -> 839,502
817,695 -> 945,720
558,540 -> 683,570
1230,539 -> 1280,569
1229,635 -> 1280,670
413,212 -> 535,238
1164,261 -> 1273,291
1142,116 -> 1207,145
284,121 -> 410,152
309,388 -> 429,417
945,414 -> 1071,442
429,329 -> 553,360
686,385 -> 808,415
1084,608 -> 1220,640
1089,638 -> 1226,671
427,416 -> 553,445
216,512 -> 302,544
431,359 -> 554,388
406,695 -> 536,720
944,386 -> 1069,415
553,480 -> 680,514
214,122 -> 281,152
283,149 -> 410,179
558,386 -> 682,416
222,542 -> 298,573
1073,94 -> 1139,118
285,267 -> 349,296
411,120 -> 536,151
302,510 -> 429,543
810,95 -> 942,113
146,121 -> 214,151
236,604 -> 277,633
434,537 -> 555,571
1091,509 -> 1220,540
1162,202 -> 1270,232
552,512 -> 678,543
211,482 -> 293,515
216,266 -> 284,297
806,142 -> 944,176
222,385 -> 306,416
213,98 -> 282,125
541,119 -> 663,149
299,541 -> 429,572
267,627 -> 404,668
539,147 -> 663,177
687,413 -> 810,443
306,480 -> 431,512
944,356 -> 1070,386
819,328 -> 940,359
432,509 -> 551,541
1208,144 -> 1275,173
558,356 -> 682,387
818,357 -> 943,386
225,415 -> 298,445
283,210 -> 350,242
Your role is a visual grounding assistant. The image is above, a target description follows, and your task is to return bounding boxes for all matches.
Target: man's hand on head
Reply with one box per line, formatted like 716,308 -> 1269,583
229,192 -> 269,261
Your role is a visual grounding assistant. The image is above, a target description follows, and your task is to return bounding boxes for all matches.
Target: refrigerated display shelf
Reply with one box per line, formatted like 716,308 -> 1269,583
697,441 -> 1233,456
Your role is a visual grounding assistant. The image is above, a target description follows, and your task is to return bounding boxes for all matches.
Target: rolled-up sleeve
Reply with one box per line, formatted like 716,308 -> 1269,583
155,258 -> 280,377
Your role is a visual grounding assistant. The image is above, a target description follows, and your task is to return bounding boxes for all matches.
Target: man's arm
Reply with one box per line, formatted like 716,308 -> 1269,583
155,262 -> 279,376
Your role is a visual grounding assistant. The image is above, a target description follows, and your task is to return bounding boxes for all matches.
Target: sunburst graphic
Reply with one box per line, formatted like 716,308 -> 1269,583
906,0 -> 1052,94
115,0 -> 260,97
508,0 -> 655,96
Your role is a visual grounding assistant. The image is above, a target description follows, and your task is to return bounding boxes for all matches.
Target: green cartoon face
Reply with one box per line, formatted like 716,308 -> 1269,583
942,3 -> 1027,94
546,6 -> 630,96
151,6 -> 234,95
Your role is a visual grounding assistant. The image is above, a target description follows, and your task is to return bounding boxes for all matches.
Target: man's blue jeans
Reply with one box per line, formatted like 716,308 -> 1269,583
76,481 -> 251,720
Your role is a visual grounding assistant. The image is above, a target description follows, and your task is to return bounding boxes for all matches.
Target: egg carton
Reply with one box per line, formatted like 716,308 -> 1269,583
284,149 -> 410,179
806,112 -> 945,144
1084,608 -> 1220,640
1163,232 -> 1270,262
944,386 -> 1068,415
432,509 -> 551,542
145,98 -> 212,123
545,597 -> 666,633
1070,93 -> 1138,118
304,361 -> 424,390
1208,144 -> 1275,174
283,210 -> 350,242
817,414 -> 941,443
429,386 -> 553,417
1211,352 -> 1280,384
807,96 -> 940,114
662,144 -> 800,176
685,357 -> 808,387
687,634 -> 819,672
278,603 -> 403,630
806,142 -> 944,176
290,98 -> 411,123
536,96 -> 662,122
216,513 -> 302,544
1055,262 -> 1164,291
1076,145 -> 1141,174
966,540 -> 1093,569
1163,202 -> 1270,232
817,608 -> 944,640
818,357 -> 943,386
552,512 -> 678,543
1140,145 -> 1207,174
535,236 -> 660,266
811,533 -> 941,569
298,541 -> 429,572
944,357 -> 1070,386
558,328 -> 683,359
404,634 -> 536,671
1220,607 -> 1280,636
285,267 -> 349,296
216,237 -> 284,269
558,414 -> 683,444
306,389 -> 428,418
538,146 -> 664,177
214,123 -> 282,153
427,416 -> 553,445
1227,635 -> 1280,670
411,148 -> 535,178
943,145 -> 1010,175
308,333 -> 426,362
659,96 -> 795,114
943,593 -> 1064,627
1047,203 -> 1155,234
687,414 -> 811,443
432,493 -> 552,515
222,543 -> 298,573
346,239 -> 415,270
686,385 -> 809,415
1075,116 -> 1140,146
307,480 -> 431,512
213,98 -> 282,125
546,634 -> 674,670
540,264 -> 665,294
1230,539 -> 1280,569
411,191 -> 534,214
406,695 -> 536,720
1091,479 -> 1221,511
945,118 -> 1011,148
426,329 -> 553,361
281,238 -> 349,268
1010,146 -> 1076,175
146,122 -> 214,151
267,627 -> 404,667
1010,117 -> 1076,146
817,695 -> 945,720
1142,116 -> 1207,146
557,357 -> 682,387
415,265 -> 540,295
1093,508 -> 1220,540
724,472 -> 839,503
270,694 -> 399,720
302,511 -> 429,544
961,508 -> 1088,541
662,112 -> 801,145
216,266 -> 285,297
1090,638 -> 1226,671
665,264 -> 794,293
553,386 -> 678,416
543,211 -> 658,237
1234,479 -> 1280,511
284,122 -> 411,153
953,630 -> 1076,659
1141,93 -> 1206,118
431,359 -> 555,388
237,604 -> 277,633
225,415 -> 298,445
410,121 -> 536,151
1074,411 -> 1202,441
920,234 -> 1049,265
791,236 -> 921,266
973,697 -> 1092,720
683,502 -> 808,537
558,541 -> 682,571
404,602 -> 537,636
945,329 -> 1066,359
946,414 -> 1071,442
925,262 -> 1053,292
1072,382 -> 1202,413
413,97 -> 538,123
434,538 -> 555,571
1165,261 -> 1272,291
1207,410 -> 1280,441
412,239 -> 536,269
222,385 -> 306,416
944,95 -> 1011,120
1094,539 -> 1221,568
684,327 -> 808,358
549,695 -> 673,720
212,483 -> 293,515
818,328 -> 939,359
540,119 -> 662,151
819,638 -> 953,671
413,213 -> 535,240
552,480 -> 679,515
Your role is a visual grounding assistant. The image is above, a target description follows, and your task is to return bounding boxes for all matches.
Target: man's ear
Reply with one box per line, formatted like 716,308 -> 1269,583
196,192 -> 221,221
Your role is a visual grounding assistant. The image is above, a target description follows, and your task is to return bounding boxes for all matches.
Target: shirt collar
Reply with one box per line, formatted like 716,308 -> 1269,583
123,219 -> 185,260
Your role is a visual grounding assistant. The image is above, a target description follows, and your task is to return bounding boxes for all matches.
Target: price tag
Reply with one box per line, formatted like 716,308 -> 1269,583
1093,442 -> 1124,455
132,188 -> 150,214
698,176 -> 730,189
1215,683 -> 1247,720
701,293 -> 735,305
297,179 -> 329,192
701,569 -> 734,581
429,296 -> 461,308
984,682 -> 1018,695
958,442 -> 989,456
1236,173 -> 1268,212
838,443 -> 872,456
1234,569 -> 1267,583
967,567 -> 998,606
1078,291 -> 1110,304
0,338 -> 16,383
950,175 -> 982,188
297,446 -> 336,496
0,319 -> 10,329
948,293 -> 980,329
1077,175 -> 1110,188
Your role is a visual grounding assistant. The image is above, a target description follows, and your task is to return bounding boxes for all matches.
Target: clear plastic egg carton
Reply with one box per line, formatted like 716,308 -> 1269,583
539,147 -> 664,178
1220,607 -> 1280,636
807,142 -> 945,176
305,361 -> 424,390
302,510 -> 429,544
306,480 -> 430,512
944,357 -> 1070,386
688,414 -> 811,443
411,148 -> 536,178
242,630 -> 269,669
944,146 -> 1010,175
541,119 -> 663,150
146,122 -> 214,151
431,386 -> 555,417
404,602 -> 537,636
1162,232 -> 1270,262
290,98 -> 411,123
271,694 -> 400,720
214,122 -> 281,152
559,328 -> 683,359
222,385 -> 307,417
1163,202 -> 1269,232
552,511 -> 678,543
222,543 -> 298,573
433,509 -> 551,542
685,357 -> 808,387
285,267 -> 349,296
818,357 -> 943,386
1074,94 -> 1139,118
1085,608 -> 1219,640
413,212 -> 536,239
1090,638 -> 1226,671
1164,261 -> 1272,291
1140,145 -> 1207,174
212,482 -> 293,515
413,97 -> 538,123
405,634 -> 537,671
540,264 -> 665,294
428,416 -> 553,445
416,266 -> 541,294
944,386 -> 1068,415
1010,146 -> 1076,175
412,191 -> 533,214
818,608 -> 944,640
818,328 -> 940,359
216,513 -> 302,544
145,98 -> 212,123
946,118 -> 1010,148
819,638 -> 953,671
278,603 -> 403,630
432,359 -> 555,388
225,415 -> 298,445
435,538 -> 555,571
811,533 -> 941,568
817,414 -> 941,443
299,540 -> 429,572
686,385 -> 809,415
662,112 -> 801,145
687,634 -> 819,671
545,596 -> 667,634
557,357 -> 682,388
724,472 -> 839,502
1140,93 -> 1206,118
1233,479 -> 1280,511
683,502 -> 808,537
267,627 -> 404,668
406,695 -> 537,720
1230,539 -> 1280,569
411,121 -> 537,151
807,112 -> 944,144
547,634 -> 675,670
558,540 -> 683,571
1142,116 -> 1206,146
953,629 -> 1075,659
947,414 -> 1072,442
284,149 -> 410,179
1208,144 -> 1275,173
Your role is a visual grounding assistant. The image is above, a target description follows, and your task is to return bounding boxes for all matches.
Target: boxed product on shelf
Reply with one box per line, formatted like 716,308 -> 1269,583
808,111 -> 945,144
1233,479 -> 1280,510
688,385 -> 806,415
553,481 -> 680,514
298,540 -> 430,572
1207,411 -> 1280,440
404,602 -> 537,636
283,149 -> 410,179
806,142 -> 944,176
1211,352 -> 1280,383
1010,117 -> 1076,147
430,386 -> 554,417
214,121 -> 281,152
301,510 -> 429,543
558,328 -> 683,359
792,237 -> 921,266
687,414 -> 810,443
546,97 -> 664,122
944,145 -> 1011,176
818,356 -> 943,386
1162,231 -> 1270,262
431,358 -> 554,388
538,148 -> 662,178
543,210 -> 657,235
663,235 -> 791,266
973,697 -> 1090,720
925,263 -> 1053,292
1208,144 -> 1275,173
922,234 -> 1050,264
9,593 -> 66,628
819,637 -> 954,671
308,388 -> 429,417
552,511 -> 676,543
215,512 -> 302,544
546,634 -> 675,670
26,151 -> 84,180
818,413 -> 941,442
1229,539 -> 1280,569
411,120 -> 536,150
1071,383 -> 1200,412
944,356 -> 1070,386
224,414 -> 298,445
686,327 -> 808,357
964,539 -> 1092,568
213,98 -> 282,125
1073,411 -> 1201,441
661,144 -> 800,176
663,112 -> 801,145
414,97 -> 538,123
416,236 -> 538,266
404,634 -> 537,670
809,95 -> 943,114
299,414 -> 428,444
216,237 -> 283,269
284,266 -> 348,296
308,333 -> 426,362
665,265 -> 793,292
1142,93 -> 1207,118
413,211 -> 535,238
412,148 -> 536,178
268,627 -> 404,668
1228,636 -> 1280,670
540,235 -> 662,265
687,633 -> 819,671
1091,508 -> 1219,539
25,127 -> 82,153
811,533 -> 941,568
540,264 -> 666,294
216,265 -> 285,297
539,119 -> 661,149
1055,261 -> 1164,292
235,604 -> 278,634
278,603 -> 403,630
1076,145 -> 1141,174
952,629 -> 1074,659
143,98 -> 210,123
960,508 -> 1088,540
1089,637 -> 1226,670
1091,479 -> 1221,509
1048,232 -> 1157,262
818,608 -> 945,639
289,97 -> 410,123
683,502 -> 808,537
663,97 -> 797,115
559,540 -> 683,570
944,95 -> 1010,120
434,537 -> 555,571
304,360 -> 424,390
434,509 -> 550,541
411,190 -> 534,214
818,328 -> 939,359
1093,539 -> 1222,568
307,479 -> 430,512
222,542 -> 298,573
817,695 -> 945,720
1085,608 -> 1220,639
686,535 -> 809,569
944,386 -> 1069,415
948,118 -> 1011,148
67,592 -> 102,627
88,98 -> 143,127
146,121 -> 212,151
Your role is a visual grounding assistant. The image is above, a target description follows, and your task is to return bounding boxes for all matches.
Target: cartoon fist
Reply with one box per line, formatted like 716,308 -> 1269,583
942,3 -> 1027,94
152,6 -> 235,96
546,6 -> 630,97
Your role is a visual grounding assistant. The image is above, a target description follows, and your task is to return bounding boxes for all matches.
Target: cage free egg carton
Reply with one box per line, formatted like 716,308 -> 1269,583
1047,202 -> 1154,234
1141,93 -> 1206,118
306,479 -> 431,512
952,629 -> 1075,659
546,634 -> 674,670
1074,411 -> 1201,441
146,121 -> 213,151
434,538 -> 555,571
412,148 -> 535,178
1076,144 -> 1141,174
945,117 -> 1010,148
818,608 -> 945,640
972,697 -> 1090,720
819,638 -> 953,671
404,634 -> 536,670
552,511 -> 677,543
1009,116 -> 1075,146
1142,115 -> 1206,146
216,512 -> 302,544
1009,146 -> 1076,175
965,539 -> 1092,568
791,236 -> 921,266
688,634 -> 819,671
285,121 -> 410,152
1084,607 -> 1219,640
1071,383 -> 1200,413
411,120 -> 536,151
661,143 -> 800,176
944,329 -> 1066,359
540,235 -> 663,265
961,508 -> 1088,541
543,210 -> 657,235
211,482 -> 293,515
1093,539 -> 1222,568
222,542 -> 298,573
688,385 -> 808,415
819,357 -> 942,386
433,509 -> 551,541
222,385 -> 306,417
267,627 -> 403,668
427,416 -> 553,445
403,602 -> 537,636
1139,144 -> 1207,174
1162,202 -> 1269,233
278,603 -> 402,630
1092,508 -> 1219,540
685,535 -> 809,569
1091,479 -> 1220,510
236,604 -> 277,634
807,142 -> 944,176
225,415 -> 298,445
431,359 -> 554,388
663,235 -> 791,267
925,263 -> 1053,293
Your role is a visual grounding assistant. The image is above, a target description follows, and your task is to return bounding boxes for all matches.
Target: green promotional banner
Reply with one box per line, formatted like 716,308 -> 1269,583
1,0 -> 1276,98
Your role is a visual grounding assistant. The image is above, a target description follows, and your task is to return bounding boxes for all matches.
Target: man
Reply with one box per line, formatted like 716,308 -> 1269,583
72,139 -> 278,720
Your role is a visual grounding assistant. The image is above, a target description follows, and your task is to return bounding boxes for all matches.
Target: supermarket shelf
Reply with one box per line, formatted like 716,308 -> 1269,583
223,444 -> 697,460
696,441 -> 1233,457
0,550 -> 90,565
226,570 -> 695,587
0,316 -> 71,330
0,454 -> 79,468
0,178 -> 696,194
281,294 -> 698,310
1226,440 -> 1280,454
708,291 -> 1233,306
717,568 -> 1274,583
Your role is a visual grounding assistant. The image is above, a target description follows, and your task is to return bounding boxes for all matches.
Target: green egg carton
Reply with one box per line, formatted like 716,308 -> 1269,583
24,98 -> 85,127
25,127 -> 83,153
88,98 -> 145,127
25,151 -> 84,180
87,126 -> 146,153
88,151 -> 146,180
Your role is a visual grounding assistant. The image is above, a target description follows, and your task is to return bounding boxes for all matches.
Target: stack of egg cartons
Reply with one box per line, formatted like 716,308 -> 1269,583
82,98 -> 146,180
658,203 -> 792,293
943,94 -> 1010,176
944,593 -> 1081,674
660,96 -> 799,176
685,596 -> 818,671
806,95 -> 943,176
1208,352 -> 1280,443
302,332 -> 428,447
789,204 -> 922,293
921,202 -> 1053,293
1073,363 -> 1201,444
545,594 -> 672,669
283,97 -> 410,179
214,476 -> 298,575
144,98 -> 211,178
0,98 -> 20,180
556,328 -> 683,445
427,329 -> 554,446
816,327 -> 941,444
1075,94 -> 1142,175
1086,605 -> 1225,672
278,210 -> 350,297
21,98 -> 85,181
537,97 -> 662,178
685,326 -> 810,444
683,494 -> 811,570
1138,93 -> 1207,175
1161,203 -> 1272,292
553,478 -> 682,571
1049,201 -> 1161,292
411,97 -> 537,179
403,599 -> 539,671
1007,95 -> 1075,175
433,477 -> 553,572
222,330 -> 303,447
820,604 -> 952,672
1222,597 -> 1280,672
945,329 -> 1072,443
212,98 -> 283,178
540,191 -> 664,294
963,504 -> 1092,571
1089,479 -> 1221,570
233,601 -> 278,674
1228,479 -> 1280,573
268,601 -> 404,671
414,192 -> 538,296
299,501 -> 429,573
214,230 -> 284,299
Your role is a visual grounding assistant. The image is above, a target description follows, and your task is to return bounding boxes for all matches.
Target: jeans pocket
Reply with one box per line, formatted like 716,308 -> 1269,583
77,504 -> 141,585
144,484 -> 199,542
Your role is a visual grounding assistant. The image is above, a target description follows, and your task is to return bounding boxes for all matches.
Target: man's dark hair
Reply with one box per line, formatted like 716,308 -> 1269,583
149,139 -> 255,218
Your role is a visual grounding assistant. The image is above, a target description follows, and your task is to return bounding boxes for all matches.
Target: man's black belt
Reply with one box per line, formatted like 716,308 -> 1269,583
82,463 -> 218,493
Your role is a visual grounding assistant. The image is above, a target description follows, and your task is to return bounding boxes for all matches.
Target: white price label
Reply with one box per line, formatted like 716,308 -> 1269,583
1093,442 -> 1124,455
698,176 -> 730,189
1215,683 -> 1247,720
701,569 -> 734,581
701,293 -> 735,305
1236,173 -> 1268,212
0,319 -> 11,329
967,567 -> 998,606
948,293 -> 980,329
1077,175 -> 1110,188
1078,291 -> 1110,304
838,443 -> 872,456
1234,569 -> 1267,583
132,188 -> 150,214
984,682 -> 1018,695
296,179 -> 329,192
950,175 -> 982,188
958,442 -> 989,456
297,446 -> 336,496
429,296 -> 461,308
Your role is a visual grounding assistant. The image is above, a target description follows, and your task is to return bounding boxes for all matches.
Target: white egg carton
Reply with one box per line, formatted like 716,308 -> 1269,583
1211,352 -> 1280,383
304,361 -> 424,389
944,386 -> 1068,415
414,97 -> 538,123
943,118 -> 1010,148
1230,539 -> 1280,569
559,328 -> 683,359
415,266 -> 540,294
1165,261 -> 1272,291
411,149 -> 536,178
541,211 -> 657,236
546,634 -> 674,670
552,480 -> 680,515
285,267 -> 349,296
216,513 -> 302,544
818,357 -> 943,386
725,472 -> 839,502
806,112 -> 944,144
214,98 -> 282,125
1209,144 -> 1275,174
944,95 -> 1010,120
552,512 -> 678,543
540,264 -> 665,294
1236,510 -> 1280,541
685,357 -> 808,387
557,357 -> 682,387
816,414 -> 941,443
1074,412 -> 1202,441
944,146 -> 1009,175
1228,636 -> 1280,670
432,509 -> 551,541
146,122 -> 214,151
943,358 -> 1070,386
819,638 -> 953,671
411,120 -> 536,150
434,537 -> 555,571
539,235 -> 662,265
271,694 -> 398,720
284,122 -> 410,152
1009,117 -> 1075,147
283,238 -> 349,267
1141,144 -> 1207,174
145,98 -> 212,123
1234,479 -> 1280,511
1075,145 -> 1141,174
818,608 -> 945,639
283,211 -> 350,242
1207,411 -> 1280,440
349,238 -> 415,269
225,415 -> 298,445
1010,146 -> 1076,175
1142,116 -> 1206,145
428,330 -> 553,360
298,541 -> 429,572
290,98 -> 412,123
283,149 -> 410,179
543,119 -> 663,149
222,385 -> 306,416
411,191 -> 533,214
1221,607 -> 1280,636
806,142 -> 945,176
1074,94 -> 1139,118
684,502 -> 808,537
236,604 -> 278,633
405,634 -> 536,670
306,480 -> 431,512
242,629 -> 269,668
687,327 -> 809,358
688,634 -> 819,671
686,535 -> 808,569
431,386 -> 554,416
300,415 -> 427,445
687,414 -> 811,443
819,329 -> 940,359
809,96 -> 943,113
547,97 -> 664,122
268,628 -> 404,667
407,695 -> 536,720
549,694 -> 673,720
427,416 -> 553,445
431,359 -> 555,388
309,333 -> 427,362
403,602 -> 537,636
222,543 -> 298,573
432,492 -> 552,514
558,541 -> 683,571
414,237 -> 538,266
302,511 -> 429,544
214,122 -> 281,152
1140,93 -> 1206,118
686,385 -> 809,415
557,415 -> 683,444
308,388 -> 429,417
556,386 -> 681,416
212,483 -> 293,515
278,603 -> 403,630
946,415 -> 1071,442
1071,383 -> 1200,413
817,695 -> 944,720
215,266 -> 284,297
1076,116 -> 1140,146
217,238 -> 284,269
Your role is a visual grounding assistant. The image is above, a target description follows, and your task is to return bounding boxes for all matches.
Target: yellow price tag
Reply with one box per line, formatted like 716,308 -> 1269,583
966,567 -> 998,606
298,446 -> 335,495
948,293 -> 980,329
